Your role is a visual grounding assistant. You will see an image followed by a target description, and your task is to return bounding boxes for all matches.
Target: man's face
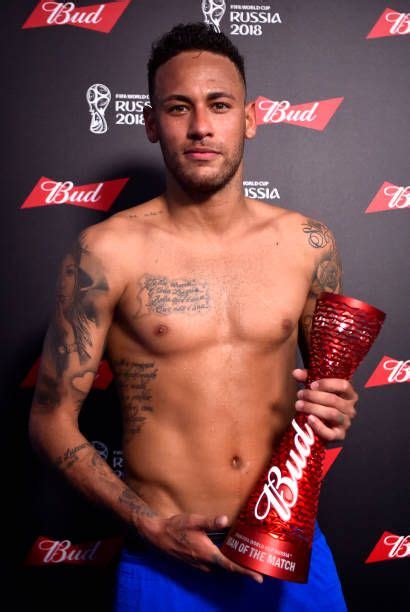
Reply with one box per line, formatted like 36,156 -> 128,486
145,50 -> 256,195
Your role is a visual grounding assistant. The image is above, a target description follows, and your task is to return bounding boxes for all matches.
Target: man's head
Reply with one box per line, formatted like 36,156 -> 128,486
144,23 -> 256,197
147,22 -> 246,104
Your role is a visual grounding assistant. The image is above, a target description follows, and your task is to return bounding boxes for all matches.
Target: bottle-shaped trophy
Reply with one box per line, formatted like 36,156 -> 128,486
220,292 -> 386,583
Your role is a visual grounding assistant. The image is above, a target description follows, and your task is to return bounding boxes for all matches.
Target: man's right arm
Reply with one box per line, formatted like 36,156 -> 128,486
29,224 -> 158,530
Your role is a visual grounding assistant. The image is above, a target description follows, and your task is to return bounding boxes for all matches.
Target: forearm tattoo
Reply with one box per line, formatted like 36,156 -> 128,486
133,274 -> 210,318
118,488 -> 158,519
54,442 -> 92,471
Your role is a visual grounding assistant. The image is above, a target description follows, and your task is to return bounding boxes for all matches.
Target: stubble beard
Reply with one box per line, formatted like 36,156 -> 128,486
160,140 -> 244,197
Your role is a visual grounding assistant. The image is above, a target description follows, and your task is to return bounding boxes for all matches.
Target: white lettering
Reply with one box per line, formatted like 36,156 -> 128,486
42,2 -> 104,26
382,359 -> 410,383
385,12 -> 410,35
39,539 -> 102,563
254,419 -> 315,522
258,99 -> 318,124
384,535 -> 410,558
384,185 -> 410,209
41,180 -> 104,204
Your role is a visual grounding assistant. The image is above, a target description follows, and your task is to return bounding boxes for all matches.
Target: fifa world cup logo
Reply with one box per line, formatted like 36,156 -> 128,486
202,0 -> 226,33
86,84 -> 111,135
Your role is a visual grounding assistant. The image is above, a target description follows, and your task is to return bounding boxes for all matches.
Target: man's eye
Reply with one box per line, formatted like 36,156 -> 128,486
212,102 -> 230,111
168,105 -> 188,113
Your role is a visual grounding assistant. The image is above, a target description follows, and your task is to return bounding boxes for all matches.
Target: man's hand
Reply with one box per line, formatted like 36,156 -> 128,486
138,513 -> 263,583
292,368 -> 359,441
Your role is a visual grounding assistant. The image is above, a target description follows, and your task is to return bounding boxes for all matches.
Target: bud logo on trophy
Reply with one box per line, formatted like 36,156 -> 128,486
202,0 -> 226,33
221,292 -> 386,582
87,84 -> 111,135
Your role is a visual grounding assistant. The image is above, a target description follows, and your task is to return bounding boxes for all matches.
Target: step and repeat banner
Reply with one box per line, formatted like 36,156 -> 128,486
2,1 -> 408,610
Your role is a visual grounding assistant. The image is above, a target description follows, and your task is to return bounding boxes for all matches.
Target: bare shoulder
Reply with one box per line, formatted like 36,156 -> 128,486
80,198 -> 163,257
250,199 -> 335,248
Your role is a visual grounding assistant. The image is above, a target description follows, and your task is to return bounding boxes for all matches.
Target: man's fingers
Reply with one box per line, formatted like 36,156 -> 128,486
296,401 -> 351,426
211,549 -> 263,583
308,378 -> 356,398
307,415 -> 346,442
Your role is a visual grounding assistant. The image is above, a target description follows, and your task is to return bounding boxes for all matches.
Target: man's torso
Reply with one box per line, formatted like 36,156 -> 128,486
102,198 -> 314,522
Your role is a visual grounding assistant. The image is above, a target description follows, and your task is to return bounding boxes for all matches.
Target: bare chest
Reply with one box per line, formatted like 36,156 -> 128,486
110,243 -> 311,355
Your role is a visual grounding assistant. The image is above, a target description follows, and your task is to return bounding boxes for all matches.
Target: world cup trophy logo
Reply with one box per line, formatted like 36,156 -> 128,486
86,84 -> 111,135
202,0 -> 226,33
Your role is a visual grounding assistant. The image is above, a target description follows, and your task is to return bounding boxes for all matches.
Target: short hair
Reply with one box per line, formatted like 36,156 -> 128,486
147,22 -> 246,102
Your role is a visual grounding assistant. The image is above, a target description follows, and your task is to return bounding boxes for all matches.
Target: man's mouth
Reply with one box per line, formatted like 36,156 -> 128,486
184,148 -> 221,160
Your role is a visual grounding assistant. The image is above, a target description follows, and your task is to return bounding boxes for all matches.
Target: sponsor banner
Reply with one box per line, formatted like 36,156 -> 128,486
365,182 -> 410,213
25,536 -> 123,566
87,84 -> 150,134
21,176 -> 129,211
21,359 -> 113,390
366,8 -> 410,39
201,1 -> 282,36
365,356 -> 410,388
255,97 -> 344,131
22,1 -> 132,34
92,441 -> 124,479
365,532 -> 410,563
243,180 -> 280,201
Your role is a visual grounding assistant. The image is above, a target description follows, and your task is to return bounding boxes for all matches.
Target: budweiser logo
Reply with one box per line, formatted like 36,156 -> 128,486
22,1 -> 132,33
21,176 -> 129,211
366,532 -> 410,563
254,419 -> 315,522
365,356 -> 410,388
255,97 -> 343,131
366,182 -> 410,213
25,536 -> 123,565
367,8 -> 410,39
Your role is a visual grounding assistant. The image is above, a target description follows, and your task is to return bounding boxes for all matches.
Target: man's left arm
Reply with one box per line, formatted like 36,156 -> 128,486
293,218 -> 359,442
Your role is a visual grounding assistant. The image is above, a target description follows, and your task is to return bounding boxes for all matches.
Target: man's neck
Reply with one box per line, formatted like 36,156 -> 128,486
162,174 -> 251,239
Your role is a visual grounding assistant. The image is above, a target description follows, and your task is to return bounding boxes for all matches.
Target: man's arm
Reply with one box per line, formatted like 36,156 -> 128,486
294,217 -> 358,441
29,224 -> 157,529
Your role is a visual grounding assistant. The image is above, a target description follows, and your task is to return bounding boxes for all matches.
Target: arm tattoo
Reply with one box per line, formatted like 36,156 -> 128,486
51,231 -> 109,369
302,218 -> 343,296
133,274 -> 210,318
118,488 -> 158,519
32,231 -> 109,414
299,219 -> 343,356
54,442 -> 92,471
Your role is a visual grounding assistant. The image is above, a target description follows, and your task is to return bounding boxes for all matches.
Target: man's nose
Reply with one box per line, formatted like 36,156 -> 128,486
187,107 -> 213,140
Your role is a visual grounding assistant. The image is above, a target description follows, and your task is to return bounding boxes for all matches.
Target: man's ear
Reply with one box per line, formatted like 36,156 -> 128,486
244,100 -> 257,140
143,105 -> 158,143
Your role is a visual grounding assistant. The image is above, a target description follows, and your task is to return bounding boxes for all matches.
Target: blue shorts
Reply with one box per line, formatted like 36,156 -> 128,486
114,521 -> 347,611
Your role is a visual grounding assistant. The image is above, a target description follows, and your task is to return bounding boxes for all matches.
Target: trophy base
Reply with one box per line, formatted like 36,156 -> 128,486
220,524 -> 311,583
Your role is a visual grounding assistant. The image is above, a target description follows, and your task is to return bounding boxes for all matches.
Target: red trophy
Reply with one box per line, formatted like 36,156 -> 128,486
221,292 -> 386,582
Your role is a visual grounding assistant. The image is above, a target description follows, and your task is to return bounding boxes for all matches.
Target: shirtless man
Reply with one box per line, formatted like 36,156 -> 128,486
29,23 -> 358,611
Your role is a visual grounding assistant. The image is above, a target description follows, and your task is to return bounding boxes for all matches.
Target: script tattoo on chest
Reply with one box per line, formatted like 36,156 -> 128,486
113,358 -> 158,442
133,274 -> 210,318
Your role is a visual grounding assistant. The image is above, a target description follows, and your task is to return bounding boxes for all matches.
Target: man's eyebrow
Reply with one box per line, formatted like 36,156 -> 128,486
161,92 -> 236,104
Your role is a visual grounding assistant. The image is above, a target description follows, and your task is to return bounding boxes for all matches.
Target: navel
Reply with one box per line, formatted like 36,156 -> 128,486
155,324 -> 169,335
231,455 -> 243,470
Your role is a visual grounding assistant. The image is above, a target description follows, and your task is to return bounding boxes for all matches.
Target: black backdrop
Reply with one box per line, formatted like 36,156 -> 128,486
2,1 -> 409,610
